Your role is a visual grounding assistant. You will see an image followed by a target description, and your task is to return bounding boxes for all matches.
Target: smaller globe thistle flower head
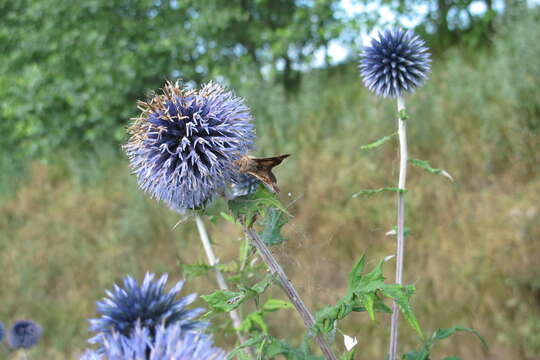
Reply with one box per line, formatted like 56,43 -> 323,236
81,323 -> 225,360
89,273 -> 207,345
228,173 -> 260,199
124,81 -> 256,213
360,28 -> 431,98
7,320 -> 42,349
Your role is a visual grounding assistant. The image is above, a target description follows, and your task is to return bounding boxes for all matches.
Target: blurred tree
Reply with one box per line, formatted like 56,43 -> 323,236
0,0 -> 342,157
348,0 -> 501,49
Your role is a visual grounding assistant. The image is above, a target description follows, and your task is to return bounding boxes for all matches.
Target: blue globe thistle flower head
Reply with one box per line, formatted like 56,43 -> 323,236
360,28 -> 431,98
81,323 -> 225,360
89,273 -> 207,345
0,322 -> 5,342
8,320 -> 42,349
124,81 -> 256,213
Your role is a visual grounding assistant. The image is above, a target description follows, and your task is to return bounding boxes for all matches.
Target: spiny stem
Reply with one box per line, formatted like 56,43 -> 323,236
194,216 -> 254,359
388,96 -> 408,360
244,226 -> 338,360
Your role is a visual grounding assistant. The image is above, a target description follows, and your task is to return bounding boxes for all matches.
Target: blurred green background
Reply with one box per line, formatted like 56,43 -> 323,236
1,0 -> 539,359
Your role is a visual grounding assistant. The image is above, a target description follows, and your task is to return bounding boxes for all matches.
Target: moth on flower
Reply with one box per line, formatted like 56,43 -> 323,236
234,154 -> 290,193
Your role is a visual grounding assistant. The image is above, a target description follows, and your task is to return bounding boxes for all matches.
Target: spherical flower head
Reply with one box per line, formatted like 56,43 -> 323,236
89,273 -> 207,345
81,323 -> 225,360
124,81 -> 256,213
360,28 -> 431,98
8,320 -> 42,349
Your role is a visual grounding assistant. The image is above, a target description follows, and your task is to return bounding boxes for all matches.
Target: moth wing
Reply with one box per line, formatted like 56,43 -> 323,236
248,171 -> 279,193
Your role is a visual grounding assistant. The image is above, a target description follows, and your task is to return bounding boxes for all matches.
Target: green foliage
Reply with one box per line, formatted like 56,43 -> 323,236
409,159 -> 453,181
0,0 -> 343,158
239,298 -> 293,334
228,333 -> 324,360
360,132 -> 398,150
201,274 -> 274,314
228,185 -> 289,226
315,255 -> 422,338
403,326 -> 487,360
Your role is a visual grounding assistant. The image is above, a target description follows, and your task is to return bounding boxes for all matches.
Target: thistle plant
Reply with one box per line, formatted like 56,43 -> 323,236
89,273 -> 206,346
124,81 -> 255,352
360,29 -> 431,360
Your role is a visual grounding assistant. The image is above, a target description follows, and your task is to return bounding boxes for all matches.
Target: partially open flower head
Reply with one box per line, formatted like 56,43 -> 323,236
360,28 -> 431,98
81,323 -> 225,360
124,81 -> 255,213
89,273 -> 206,346
8,320 -> 42,349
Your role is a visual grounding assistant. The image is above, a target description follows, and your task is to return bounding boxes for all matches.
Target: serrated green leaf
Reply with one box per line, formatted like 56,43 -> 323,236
316,255 -> 422,338
250,274 -> 273,295
381,284 -> 422,337
201,290 -> 246,313
226,334 -> 266,360
360,132 -> 398,150
362,292 -> 376,321
263,298 -> 293,312
404,325 -> 486,360
409,158 -> 453,181
352,187 -> 407,198
348,255 -> 366,289
430,326 -> 487,348
259,206 -> 289,246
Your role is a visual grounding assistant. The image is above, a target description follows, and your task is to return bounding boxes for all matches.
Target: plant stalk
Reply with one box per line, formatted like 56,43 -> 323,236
244,226 -> 338,360
194,216 -> 253,358
388,96 -> 408,360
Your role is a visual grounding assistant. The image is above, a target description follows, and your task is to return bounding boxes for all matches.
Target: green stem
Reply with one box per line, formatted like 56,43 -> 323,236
244,226 -> 338,360
388,96 -> 408,360
194,216 -> 254,359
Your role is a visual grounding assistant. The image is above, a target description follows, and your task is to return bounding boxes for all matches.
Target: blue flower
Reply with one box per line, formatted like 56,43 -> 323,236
0,322 -> 5,342
89,273 -> 206,345
80,323 -> 225,360
7,320 -> 42,349
360,28 -> 431,98
124,81 -> 255,213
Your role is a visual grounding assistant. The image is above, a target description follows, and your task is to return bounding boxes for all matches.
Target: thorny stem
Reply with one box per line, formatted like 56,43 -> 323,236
388,96 -> 408,360
244,226 -> 338,360
194,216 -> 254,359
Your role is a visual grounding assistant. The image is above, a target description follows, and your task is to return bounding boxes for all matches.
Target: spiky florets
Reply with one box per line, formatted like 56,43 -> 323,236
7,320 -> 42,349
89,273 -> 206,345
360,28 -> 431,98
124,81 -> 255,213
81,323 -> 225,360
